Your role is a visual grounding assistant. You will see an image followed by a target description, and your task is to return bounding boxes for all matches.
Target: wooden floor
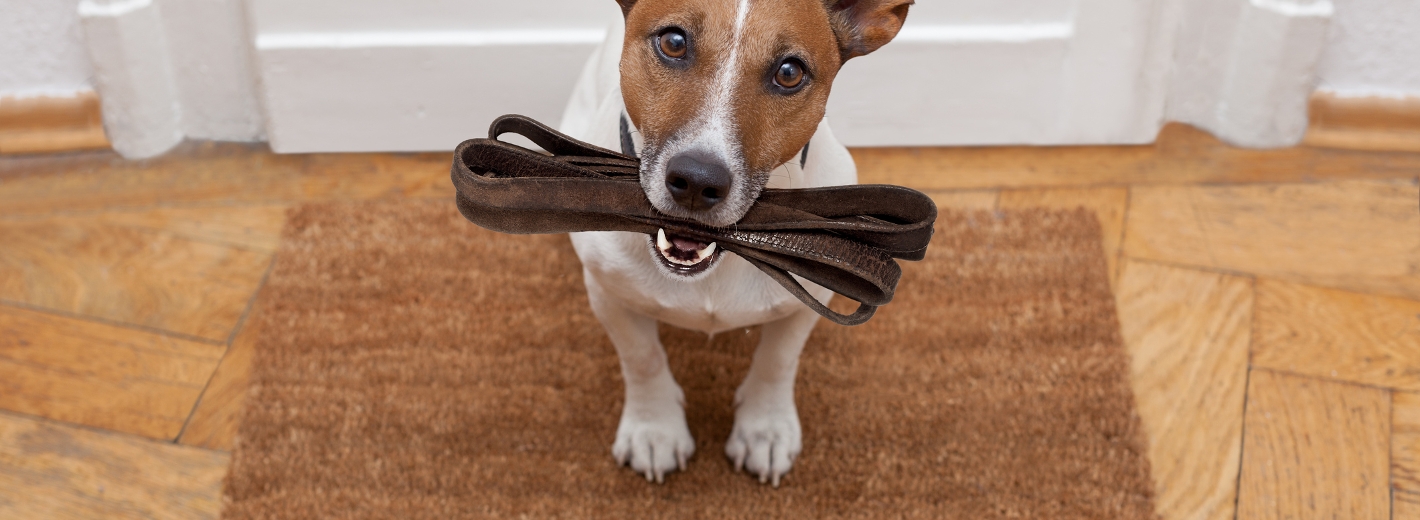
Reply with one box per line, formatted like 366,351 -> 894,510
1,123 -> 1418,519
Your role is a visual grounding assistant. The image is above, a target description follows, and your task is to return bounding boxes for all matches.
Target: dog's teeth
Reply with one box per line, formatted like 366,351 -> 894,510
655,229 -> 717,268
657,228 -> 672,252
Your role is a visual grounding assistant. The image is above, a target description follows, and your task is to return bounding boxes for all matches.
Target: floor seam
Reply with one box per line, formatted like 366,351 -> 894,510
0,300 -> 226,346
173,252 -> 279,445
0,408 -> 233,456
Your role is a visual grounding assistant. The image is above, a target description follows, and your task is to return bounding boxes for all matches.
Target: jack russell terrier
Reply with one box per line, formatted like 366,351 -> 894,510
557,0 -> 912,486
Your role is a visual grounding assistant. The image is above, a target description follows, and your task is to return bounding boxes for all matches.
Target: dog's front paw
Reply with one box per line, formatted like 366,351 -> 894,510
612,400 -> 695,483
725,393 -> 801,487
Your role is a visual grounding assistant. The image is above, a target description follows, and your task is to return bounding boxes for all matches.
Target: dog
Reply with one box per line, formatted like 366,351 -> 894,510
557,0 -> 912,486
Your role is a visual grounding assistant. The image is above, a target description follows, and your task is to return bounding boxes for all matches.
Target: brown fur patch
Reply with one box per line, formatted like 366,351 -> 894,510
620,1 -> 729,151
826,0 -> 914,61
620,0 -> 844,176
734,0 -> 841,170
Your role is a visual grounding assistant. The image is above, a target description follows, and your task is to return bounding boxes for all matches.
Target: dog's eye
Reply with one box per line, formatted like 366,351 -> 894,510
774,59 -> 805,90
657,28 -> 688,59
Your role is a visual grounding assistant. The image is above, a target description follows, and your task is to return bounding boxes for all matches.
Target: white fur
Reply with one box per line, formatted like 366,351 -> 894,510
557,15 -> 858,486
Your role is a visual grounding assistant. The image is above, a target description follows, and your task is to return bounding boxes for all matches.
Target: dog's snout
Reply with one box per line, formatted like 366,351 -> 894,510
665,154 -> 730,212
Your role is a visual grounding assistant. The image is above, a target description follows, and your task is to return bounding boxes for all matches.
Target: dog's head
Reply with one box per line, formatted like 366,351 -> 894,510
617,0 -> 912,228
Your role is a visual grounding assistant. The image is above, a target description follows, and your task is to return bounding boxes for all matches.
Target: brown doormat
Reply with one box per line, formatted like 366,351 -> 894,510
222,198 -> 1155,519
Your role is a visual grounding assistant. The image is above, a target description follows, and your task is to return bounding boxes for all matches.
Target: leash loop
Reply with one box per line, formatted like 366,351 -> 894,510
451,114 -> 936,325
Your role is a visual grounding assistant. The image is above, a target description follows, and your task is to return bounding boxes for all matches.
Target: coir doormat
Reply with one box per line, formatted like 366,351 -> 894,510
222,198 -> 1155,519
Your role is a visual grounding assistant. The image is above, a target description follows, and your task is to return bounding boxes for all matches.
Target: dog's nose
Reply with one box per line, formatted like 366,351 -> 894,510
665,154 -> 731,211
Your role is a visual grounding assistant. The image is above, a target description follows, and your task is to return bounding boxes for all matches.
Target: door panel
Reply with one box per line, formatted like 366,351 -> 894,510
828,0 -> 1166,146
244,0 -> 1180,151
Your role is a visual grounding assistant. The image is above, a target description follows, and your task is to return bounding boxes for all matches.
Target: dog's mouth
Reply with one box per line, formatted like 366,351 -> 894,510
652,228 -> 722,275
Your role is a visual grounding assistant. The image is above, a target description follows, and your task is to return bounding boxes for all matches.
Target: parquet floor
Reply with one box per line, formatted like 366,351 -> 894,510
1,123 -> 1418,519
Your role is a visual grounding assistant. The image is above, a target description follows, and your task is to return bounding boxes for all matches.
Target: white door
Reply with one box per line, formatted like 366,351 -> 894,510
79,0 -> 1333,156
826,0 -> 1331,148
247,0 -> 1170,151
246,0 -> 621,152
829,0 -> 1167,146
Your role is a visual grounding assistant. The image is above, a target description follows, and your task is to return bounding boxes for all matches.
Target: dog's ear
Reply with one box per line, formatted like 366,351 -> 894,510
825,0 -> 913,62
616,0 -> 635,17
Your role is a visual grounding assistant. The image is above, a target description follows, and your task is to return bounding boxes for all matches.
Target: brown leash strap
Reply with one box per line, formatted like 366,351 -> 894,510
450,114 -> 937,326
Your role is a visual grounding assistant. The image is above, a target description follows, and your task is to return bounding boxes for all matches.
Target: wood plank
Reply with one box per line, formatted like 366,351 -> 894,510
1306,127 -> 1420,154
0,305 -> 224,440
1304,92 -> 1420,153
1395,392 -> 1420,498
1309,92 -> 1420,131
1114,259 -> 1251,520
10,204 -> 291,252
1236,369 -> 1390,520
0,141 -> 450,217
1001,187 -> 1128,286
1399,496 -> 1420,520
1123,179 -> 1420,302
0,126 -> 110,156
0,91 -> 110,155
178,303 -> 263,451
851,123 -> 1420,191
925,189 -> 997,210
0,217 -> 272,341
0,411 -> 227,519
1254,279 -> 1420,391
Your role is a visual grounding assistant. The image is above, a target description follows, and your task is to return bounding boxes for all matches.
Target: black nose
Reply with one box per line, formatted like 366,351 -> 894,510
665,154 -> 731,211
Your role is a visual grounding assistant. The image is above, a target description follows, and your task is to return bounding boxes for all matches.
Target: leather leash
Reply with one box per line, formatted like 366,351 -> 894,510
450,114 -> 937,326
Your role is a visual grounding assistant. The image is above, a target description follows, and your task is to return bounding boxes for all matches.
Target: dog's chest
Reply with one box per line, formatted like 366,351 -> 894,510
570,230 -> 808,333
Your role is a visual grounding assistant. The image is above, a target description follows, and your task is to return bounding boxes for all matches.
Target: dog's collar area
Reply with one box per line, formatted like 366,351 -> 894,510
620,113 -> 639,159
617,112 -> 811,169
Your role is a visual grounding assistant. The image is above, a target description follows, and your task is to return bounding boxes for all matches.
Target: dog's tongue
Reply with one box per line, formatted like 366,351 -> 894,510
671,235 -> 710,251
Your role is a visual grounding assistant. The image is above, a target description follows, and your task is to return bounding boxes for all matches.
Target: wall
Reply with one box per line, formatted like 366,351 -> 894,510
0,0 -> 93,97
77,0 -> 263,157
1316,0 -> 1420,98
161,0 -> 264,141
1166,0 -> 1334,147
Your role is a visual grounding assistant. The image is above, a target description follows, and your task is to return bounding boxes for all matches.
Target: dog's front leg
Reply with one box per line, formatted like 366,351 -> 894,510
727,305 -> 822,487
583,272 -> 695,483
